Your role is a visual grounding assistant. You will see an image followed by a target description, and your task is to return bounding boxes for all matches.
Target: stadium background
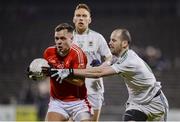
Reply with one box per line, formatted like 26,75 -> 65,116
0,0 -> 180,121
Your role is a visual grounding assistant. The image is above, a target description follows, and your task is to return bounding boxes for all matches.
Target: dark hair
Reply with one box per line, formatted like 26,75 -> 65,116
75,3 -> 91,15
120,29 -> 132,44
55,23 -> 74,33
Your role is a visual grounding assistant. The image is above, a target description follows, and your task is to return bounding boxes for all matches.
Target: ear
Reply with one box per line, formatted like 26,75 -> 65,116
122,40 -> 128,47
73,17 -> 76,24
88,17 -> 92,24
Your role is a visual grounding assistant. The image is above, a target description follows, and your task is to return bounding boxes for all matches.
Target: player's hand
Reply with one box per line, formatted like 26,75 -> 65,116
90,59 -> 101,67
27,67 -> 38,81
51,69 -> 71,83
42,67 -> 73,83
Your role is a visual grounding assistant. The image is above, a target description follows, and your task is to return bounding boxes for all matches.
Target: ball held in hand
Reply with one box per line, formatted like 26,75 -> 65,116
28,58 -> 50,80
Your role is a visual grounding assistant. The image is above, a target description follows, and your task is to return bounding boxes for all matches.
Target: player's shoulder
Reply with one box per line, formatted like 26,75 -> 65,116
122,49 -> 137,60
124,50 -> 140,64
71,44 -> 87,62
128,49 -> 140,59
71,44 -> 84,54
44,46 -> 56,54
89,29 -> 104,37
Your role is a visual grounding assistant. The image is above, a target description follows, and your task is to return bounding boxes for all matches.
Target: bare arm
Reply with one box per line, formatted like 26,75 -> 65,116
73,65 -> 116,78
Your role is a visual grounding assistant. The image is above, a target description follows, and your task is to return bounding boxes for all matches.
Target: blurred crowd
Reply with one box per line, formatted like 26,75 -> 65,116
132,45 -> 171,74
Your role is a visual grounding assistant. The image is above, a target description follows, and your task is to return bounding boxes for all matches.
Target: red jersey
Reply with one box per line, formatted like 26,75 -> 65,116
43,44 -> 87,101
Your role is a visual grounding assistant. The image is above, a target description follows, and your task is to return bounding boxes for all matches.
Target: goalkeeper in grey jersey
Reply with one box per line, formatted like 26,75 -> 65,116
44,28 -> 169,121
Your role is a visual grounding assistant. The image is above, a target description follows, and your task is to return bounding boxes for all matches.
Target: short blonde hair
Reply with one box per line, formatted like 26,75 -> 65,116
75,3 -> 91,15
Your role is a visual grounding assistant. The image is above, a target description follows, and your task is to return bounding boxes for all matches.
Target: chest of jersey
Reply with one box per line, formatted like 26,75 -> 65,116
73,34 -> 99,52
47,54 -> 73,69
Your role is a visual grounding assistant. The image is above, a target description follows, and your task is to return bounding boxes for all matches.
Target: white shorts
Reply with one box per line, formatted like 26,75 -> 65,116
126,92 -> 169,121
87,93 -> 104,110
47,97 -> 93,121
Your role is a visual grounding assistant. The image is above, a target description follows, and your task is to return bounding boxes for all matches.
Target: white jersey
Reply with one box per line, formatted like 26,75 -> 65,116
73,29 -> 112,94
111,49 -> 161,104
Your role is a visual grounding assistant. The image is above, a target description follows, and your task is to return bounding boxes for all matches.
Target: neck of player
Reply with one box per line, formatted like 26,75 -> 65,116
76,28 -> 88,34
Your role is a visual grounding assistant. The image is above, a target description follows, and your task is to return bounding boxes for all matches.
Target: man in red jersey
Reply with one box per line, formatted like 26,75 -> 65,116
42,23 -> 92,121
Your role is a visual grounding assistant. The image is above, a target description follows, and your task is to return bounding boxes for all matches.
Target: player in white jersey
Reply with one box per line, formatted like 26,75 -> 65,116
51,28 -> 169,121
72,3 -> 112,121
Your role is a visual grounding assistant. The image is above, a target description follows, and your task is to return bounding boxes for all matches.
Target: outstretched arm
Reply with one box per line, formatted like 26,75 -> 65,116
73,66 -> 116,78
42,66 -> 117,83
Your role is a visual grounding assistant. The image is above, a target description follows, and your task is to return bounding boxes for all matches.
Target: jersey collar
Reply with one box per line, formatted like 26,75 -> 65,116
120,49 -> 128,58
73,28 -> 90,35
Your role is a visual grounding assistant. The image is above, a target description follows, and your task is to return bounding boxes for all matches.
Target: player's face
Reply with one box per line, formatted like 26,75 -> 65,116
109,32 -> 126,57
73,8 -> 91,33
54,29 -> 73,56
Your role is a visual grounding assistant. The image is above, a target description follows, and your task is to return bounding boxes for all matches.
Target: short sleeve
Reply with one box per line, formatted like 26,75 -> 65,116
111,57 -> 136,74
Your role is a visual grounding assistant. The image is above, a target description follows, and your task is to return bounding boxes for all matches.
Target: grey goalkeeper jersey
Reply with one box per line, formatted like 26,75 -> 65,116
111,49 -> 161,104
